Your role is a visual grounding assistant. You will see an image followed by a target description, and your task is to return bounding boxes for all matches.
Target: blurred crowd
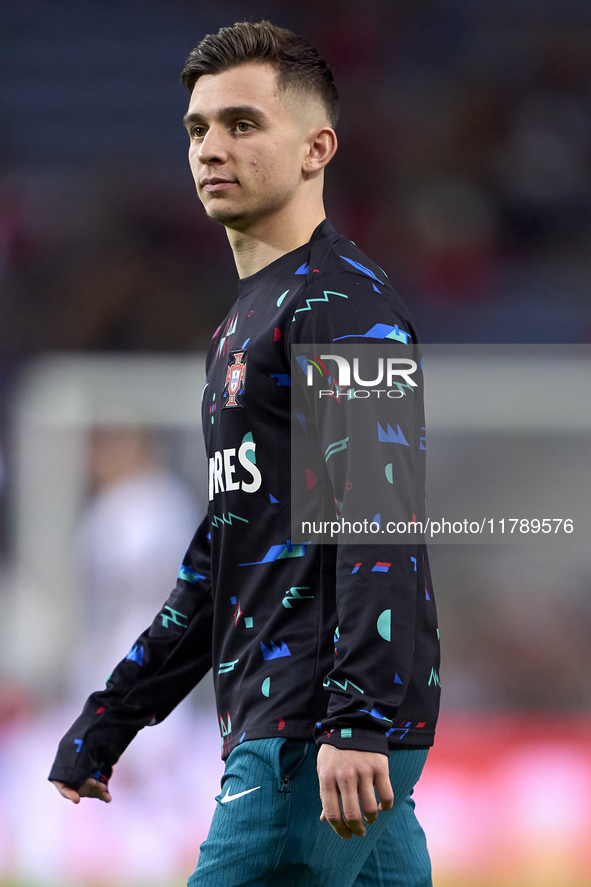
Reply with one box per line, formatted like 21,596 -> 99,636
432,545 -> 591,712
0,0 -> 591,721
2,0 -> 591,367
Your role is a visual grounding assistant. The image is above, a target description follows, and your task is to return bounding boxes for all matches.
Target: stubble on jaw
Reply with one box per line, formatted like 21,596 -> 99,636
202,184 -> 294,231
205,204 -> 249,227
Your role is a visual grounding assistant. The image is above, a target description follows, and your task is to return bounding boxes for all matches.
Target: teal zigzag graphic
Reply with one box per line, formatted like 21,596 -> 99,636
161,606 -> 188,630
211,512 -> 249,528
218,659 -> 239,674
323,676 -> 364,694
392,379 -> 415,396
325,437 -> 349,462
282,586 -> 314,608
219,712 -> 231,736
292,290 -> 348,321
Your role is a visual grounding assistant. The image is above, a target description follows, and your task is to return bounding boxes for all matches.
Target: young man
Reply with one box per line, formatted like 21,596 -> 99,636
49,21 -> 440,887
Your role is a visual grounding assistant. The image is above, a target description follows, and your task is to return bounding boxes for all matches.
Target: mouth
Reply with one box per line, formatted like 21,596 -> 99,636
201,178 -> 238,193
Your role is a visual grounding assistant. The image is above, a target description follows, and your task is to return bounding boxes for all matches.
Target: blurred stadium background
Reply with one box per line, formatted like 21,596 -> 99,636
1,0 -> 591,884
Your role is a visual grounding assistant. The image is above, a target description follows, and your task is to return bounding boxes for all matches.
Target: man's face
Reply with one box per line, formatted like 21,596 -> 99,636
184,63 -> 322,229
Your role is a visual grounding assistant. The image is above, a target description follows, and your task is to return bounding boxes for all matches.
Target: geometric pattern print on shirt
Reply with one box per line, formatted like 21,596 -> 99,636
216,579 -> 317,750
47,218 -> 439,797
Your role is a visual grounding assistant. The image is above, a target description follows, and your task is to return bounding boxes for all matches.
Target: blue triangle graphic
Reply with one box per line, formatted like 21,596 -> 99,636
339,255 -> 382,283
294,409 -> 307,433
126,642 -> 144,665
377,423 -> 409,445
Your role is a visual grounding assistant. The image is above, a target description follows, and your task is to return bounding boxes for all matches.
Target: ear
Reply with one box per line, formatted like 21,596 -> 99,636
303,126 -> 338,175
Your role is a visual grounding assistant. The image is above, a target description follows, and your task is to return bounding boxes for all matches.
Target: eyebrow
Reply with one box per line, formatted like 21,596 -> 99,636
182,105 -> 270,130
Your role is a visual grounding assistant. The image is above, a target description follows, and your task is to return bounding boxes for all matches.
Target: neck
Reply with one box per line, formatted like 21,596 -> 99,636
225,199 -> 327,279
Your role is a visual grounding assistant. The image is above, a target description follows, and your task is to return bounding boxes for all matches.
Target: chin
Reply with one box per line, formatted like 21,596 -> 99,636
206,204 -> 252,230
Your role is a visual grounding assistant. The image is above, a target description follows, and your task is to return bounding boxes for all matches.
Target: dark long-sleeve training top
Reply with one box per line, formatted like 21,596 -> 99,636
49,219 -> 440,789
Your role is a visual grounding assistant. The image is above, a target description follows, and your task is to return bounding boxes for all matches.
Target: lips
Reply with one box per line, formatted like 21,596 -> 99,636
201,177 -> 238,193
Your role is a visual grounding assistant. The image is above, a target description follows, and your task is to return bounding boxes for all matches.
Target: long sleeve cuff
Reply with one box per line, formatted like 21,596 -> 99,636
314,724 -> 389,756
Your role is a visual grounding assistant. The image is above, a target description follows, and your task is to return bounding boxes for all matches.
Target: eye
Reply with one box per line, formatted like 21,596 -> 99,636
190,125 -> 206,139
235,121 -> 253,133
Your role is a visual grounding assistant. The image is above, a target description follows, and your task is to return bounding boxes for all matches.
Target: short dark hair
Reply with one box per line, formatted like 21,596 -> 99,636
181,20 -> 339,128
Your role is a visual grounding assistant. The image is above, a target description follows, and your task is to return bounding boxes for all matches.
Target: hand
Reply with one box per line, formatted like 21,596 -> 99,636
317,744 -> 393,839
51,777 -> 112,804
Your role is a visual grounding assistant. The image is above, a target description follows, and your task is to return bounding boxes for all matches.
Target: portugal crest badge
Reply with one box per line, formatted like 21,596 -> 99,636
223,350 -> 247,408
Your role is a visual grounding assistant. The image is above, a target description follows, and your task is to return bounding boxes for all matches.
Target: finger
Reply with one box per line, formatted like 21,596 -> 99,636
91,785 -> 112,802
339,777 -> 366,838
78,778 -> 112,803
51,780 -> 81,804
375,768 -> 394,812
319,777 -> 353,840
358,780 -> 379,825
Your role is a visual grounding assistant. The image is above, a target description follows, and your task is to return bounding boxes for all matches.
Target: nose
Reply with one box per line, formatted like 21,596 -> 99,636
196,125 -> 229,166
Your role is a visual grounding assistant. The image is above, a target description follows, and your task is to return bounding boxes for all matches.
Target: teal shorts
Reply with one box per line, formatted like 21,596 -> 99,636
188,738 -> 432,887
